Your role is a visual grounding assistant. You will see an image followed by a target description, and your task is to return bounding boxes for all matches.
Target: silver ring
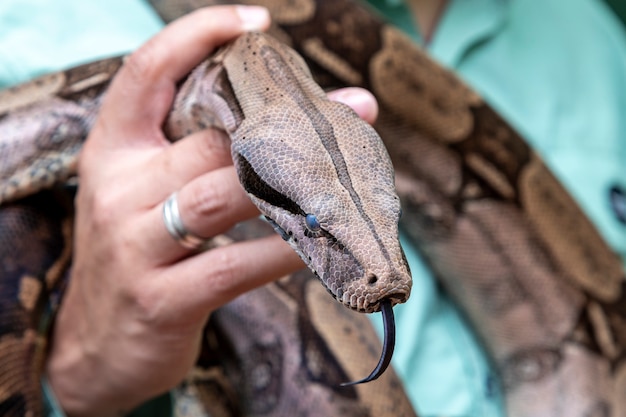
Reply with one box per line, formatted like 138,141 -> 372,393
162,192 -> 207,250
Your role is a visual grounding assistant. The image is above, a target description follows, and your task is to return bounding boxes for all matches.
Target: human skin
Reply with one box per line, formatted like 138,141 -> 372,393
44,5 -> 378,417
406,0 -> 448,42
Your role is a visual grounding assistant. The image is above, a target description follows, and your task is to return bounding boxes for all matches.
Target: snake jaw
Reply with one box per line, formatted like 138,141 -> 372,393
341,284 -> 410,313
340,299 -> 396,386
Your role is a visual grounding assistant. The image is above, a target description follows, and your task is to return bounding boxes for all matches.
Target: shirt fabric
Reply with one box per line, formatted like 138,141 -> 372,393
1,1 -> 625,416
0,0 -> 163,87
364,1 -> 626,416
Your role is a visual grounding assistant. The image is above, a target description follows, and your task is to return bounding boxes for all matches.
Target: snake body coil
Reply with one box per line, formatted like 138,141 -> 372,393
1,1 -> 625,416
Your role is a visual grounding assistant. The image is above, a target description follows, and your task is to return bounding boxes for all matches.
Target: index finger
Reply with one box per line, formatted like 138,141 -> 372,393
96,5 -> 271,147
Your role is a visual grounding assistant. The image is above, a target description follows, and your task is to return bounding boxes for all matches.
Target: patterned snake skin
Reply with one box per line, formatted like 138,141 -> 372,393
1,0 -> 625,416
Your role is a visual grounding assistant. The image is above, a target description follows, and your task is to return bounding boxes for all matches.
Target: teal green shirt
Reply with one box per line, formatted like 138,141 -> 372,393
366,1 -> 626,416
2,1 -> 625,416
0,0 -> 163,87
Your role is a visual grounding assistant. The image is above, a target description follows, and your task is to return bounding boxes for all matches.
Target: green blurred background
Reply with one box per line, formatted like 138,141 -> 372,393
606,0 -> 626,27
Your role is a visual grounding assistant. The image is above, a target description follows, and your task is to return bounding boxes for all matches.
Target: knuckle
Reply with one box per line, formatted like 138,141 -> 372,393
87,187 -> 124,230
123,40 -> 160,83
89,200 -> 115,231
193,130 -> 231,166
187,180 -> 229,219
131,284 -> 166,326
209,249 -> 241,294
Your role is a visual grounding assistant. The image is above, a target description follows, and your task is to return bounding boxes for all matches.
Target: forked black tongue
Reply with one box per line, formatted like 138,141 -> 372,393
340,299 -> 396,386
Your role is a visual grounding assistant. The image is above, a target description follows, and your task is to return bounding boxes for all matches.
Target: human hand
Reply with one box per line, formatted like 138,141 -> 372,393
45,5 -> 378,416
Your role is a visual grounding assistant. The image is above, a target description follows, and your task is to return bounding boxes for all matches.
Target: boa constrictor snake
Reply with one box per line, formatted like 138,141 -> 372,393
1,0 -> 625,416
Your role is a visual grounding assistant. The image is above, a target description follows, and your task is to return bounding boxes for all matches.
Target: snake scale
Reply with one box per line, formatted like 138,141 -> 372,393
1,0 -> 625,416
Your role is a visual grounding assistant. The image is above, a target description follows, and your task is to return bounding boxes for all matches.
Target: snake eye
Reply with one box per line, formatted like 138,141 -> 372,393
305,214 -> 321,232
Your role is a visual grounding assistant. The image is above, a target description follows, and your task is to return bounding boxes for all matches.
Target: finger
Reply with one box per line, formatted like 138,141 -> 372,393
174,167 -> 258,240
327,87 -> 379,125
117,86 -> 381,206
156,235 -> 304,320
133,128 -> 234,206
78,126 -> 234,209
136,166 -> 258,263
95,5 -> 271,147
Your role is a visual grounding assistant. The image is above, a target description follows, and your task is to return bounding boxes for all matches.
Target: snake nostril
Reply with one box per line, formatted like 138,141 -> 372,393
367,273 -> 378,285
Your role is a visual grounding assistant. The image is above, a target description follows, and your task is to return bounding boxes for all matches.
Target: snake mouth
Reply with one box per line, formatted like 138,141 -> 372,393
340,299 -> 396,386
376,291 -> 407,309
360,290 -> 408,314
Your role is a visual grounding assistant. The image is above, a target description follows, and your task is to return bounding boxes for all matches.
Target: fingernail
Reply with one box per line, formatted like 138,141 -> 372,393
329,88 -> 379,122
237,6 -> 270,31
331,88 -> 368,106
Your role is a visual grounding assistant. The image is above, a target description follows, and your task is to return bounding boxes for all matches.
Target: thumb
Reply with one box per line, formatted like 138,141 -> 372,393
92,5 -> 271,150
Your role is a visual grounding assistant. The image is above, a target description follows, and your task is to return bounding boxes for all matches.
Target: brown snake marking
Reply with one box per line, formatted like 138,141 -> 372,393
2,0 -> 626,416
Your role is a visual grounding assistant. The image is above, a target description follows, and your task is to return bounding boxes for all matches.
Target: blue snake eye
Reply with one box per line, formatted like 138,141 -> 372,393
305,214 -> 321,232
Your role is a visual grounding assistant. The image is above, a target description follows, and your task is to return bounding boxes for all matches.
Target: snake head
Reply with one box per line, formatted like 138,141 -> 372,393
232,101 -> 412,314
223,32 -> 411,313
